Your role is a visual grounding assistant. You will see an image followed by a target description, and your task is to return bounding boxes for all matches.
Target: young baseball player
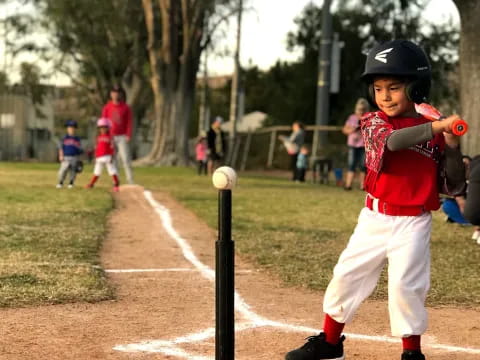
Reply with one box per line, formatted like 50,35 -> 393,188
56,120 -> 83,189
285,40 -> 466,360
85,118 -> 120,192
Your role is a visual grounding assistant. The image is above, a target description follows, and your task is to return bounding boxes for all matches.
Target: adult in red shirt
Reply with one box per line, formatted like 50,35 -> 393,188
101,85 -> 134,184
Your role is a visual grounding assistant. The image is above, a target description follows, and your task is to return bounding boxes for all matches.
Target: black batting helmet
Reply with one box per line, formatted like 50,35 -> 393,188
361,40 -> 432,106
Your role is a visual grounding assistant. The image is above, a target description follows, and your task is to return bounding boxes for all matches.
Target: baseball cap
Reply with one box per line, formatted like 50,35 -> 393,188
65,120 -> 78,128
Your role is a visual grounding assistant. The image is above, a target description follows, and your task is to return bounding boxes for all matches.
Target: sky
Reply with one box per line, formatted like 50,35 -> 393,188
0,0 -> 461,86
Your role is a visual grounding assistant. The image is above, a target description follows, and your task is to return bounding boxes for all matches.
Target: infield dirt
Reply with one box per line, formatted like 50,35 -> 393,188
0,185 -> 479,359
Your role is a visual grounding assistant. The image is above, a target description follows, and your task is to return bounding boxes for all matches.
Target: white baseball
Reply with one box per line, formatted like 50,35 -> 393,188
212,166 -> 237,190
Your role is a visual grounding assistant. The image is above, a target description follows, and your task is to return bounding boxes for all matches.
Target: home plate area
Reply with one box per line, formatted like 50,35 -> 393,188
109,189 -> 480,360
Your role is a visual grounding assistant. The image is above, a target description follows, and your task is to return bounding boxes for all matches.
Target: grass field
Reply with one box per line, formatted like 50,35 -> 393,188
1,163 -> 479,308
0,163 -> 114,307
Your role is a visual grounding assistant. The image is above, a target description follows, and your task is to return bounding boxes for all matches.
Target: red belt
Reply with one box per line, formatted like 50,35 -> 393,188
365,194 -> 425,216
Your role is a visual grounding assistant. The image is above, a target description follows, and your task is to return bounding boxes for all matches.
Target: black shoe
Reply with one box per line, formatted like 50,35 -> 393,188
343,186 -> 352,191
285,333 -> 345,360
401,350 -> 425,360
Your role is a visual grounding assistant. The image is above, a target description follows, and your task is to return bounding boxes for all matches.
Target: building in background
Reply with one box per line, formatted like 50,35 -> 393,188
0,93 -> 56,161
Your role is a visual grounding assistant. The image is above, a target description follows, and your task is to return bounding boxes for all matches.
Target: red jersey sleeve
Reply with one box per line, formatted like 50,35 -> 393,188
361,111 -> 394,173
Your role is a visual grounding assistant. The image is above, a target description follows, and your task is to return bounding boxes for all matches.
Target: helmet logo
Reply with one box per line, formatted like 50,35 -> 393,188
374,47 -> 394,63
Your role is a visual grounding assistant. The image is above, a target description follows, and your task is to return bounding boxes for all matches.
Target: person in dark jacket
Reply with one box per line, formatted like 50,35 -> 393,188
463,156 -> 480,241
207,116 -> 227,174
279,121 -> 305,181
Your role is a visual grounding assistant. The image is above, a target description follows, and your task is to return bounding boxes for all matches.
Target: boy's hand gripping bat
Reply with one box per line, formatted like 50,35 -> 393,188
415,103 -> 468,136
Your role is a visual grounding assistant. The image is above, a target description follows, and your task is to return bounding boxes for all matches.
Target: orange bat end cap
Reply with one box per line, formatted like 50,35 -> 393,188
452,120 -> 468,136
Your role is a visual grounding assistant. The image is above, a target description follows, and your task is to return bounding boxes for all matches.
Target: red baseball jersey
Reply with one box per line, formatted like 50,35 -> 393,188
361,111 -> 445,210
101,101 -> 133,138
95,133 -> 115,157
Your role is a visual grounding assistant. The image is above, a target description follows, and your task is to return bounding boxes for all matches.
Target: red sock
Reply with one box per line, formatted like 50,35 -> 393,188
402,335 -> 421,351
112,174 -> 119,186
89,175 -> 99,186
323,314 -> 345,345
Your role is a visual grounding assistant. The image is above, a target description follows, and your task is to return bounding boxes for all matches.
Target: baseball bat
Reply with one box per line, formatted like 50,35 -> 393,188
415,103 -> 468,136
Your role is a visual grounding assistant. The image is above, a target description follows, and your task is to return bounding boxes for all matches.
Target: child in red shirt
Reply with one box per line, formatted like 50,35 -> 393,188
195,135 -> 208,175
285,40 -> 466,360
85,118 -> 120,192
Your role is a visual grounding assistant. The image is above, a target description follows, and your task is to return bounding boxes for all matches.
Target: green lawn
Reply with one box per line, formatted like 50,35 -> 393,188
1,163 -> 479,308
0,162 -> 114,307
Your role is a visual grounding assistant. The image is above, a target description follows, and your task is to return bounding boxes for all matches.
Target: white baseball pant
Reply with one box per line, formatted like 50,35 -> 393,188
114,135 -> 134,184
94,155 -> 118,176
323,207 -> 432,337
57,156 -> 79,184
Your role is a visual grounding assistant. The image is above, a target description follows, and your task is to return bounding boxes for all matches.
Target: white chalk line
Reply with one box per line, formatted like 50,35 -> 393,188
105,268 -> 253,274
106,268 -> 194,273
113,190 -> 480,358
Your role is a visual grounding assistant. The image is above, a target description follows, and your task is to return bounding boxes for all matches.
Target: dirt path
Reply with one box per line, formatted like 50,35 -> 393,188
0,185 -> 479,359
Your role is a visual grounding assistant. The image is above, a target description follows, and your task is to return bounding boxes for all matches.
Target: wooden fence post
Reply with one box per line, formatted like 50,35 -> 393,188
267,129 -> 277,168
240,131 -> 252,171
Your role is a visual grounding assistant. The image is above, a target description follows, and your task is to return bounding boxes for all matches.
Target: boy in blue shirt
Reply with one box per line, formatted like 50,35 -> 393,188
56,120 -> 83,188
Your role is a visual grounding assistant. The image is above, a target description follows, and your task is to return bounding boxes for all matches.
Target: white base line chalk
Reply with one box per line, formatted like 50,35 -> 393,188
112,190 -> 480,358
105,268 -> 253,274
106,268 -> 195,273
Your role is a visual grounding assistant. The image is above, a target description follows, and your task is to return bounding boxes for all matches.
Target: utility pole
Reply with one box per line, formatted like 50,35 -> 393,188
313,0 -> 333,157
199,49 -> 210,136
228,0 -> 243,164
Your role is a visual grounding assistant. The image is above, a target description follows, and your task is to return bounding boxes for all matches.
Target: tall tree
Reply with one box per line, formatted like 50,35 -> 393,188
29,0 -> 150,122
0,71 -> 8,93
452,0 -> 480,156
18,62 -> 45,105
140,0 -> 237,165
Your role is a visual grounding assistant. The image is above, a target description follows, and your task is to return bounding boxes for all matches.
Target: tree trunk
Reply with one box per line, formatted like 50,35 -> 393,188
138,0 -> 207,166
453,0 -> 480,156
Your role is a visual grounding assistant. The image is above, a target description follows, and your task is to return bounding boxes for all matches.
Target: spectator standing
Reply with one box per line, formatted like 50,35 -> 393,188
101,85 -> 134,184
442,155 -> 480,243
279,121 -> 305,181
342,98 -> 369,190
195,134 -> 208,175
464,155 -> 480,235
207,116 -> 227,174
295,145 -> 309,183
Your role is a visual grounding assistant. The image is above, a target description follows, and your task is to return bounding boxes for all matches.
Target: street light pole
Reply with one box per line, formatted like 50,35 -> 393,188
228,0 -> 243,164
199,49 -> 210,136
313,0 -> 333,157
